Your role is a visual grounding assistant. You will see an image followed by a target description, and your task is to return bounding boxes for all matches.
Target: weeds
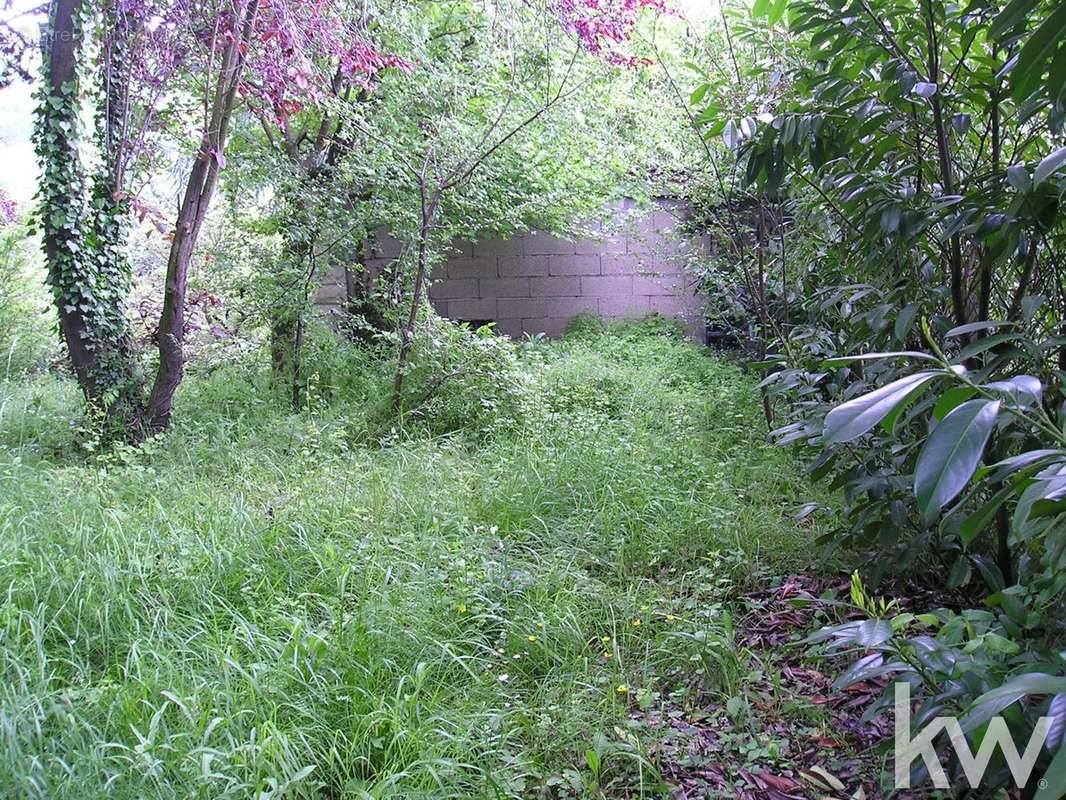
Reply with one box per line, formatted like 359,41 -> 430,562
0,318 -> 825,798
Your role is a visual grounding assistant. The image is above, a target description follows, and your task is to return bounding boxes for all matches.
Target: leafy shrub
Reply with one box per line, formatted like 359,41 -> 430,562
386,315 -> 539,439
686,0 -> 1066,790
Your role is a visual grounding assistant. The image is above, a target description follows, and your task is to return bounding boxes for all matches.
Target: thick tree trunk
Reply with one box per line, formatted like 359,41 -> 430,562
40,0 -> 141,428
41,0 -> 95,394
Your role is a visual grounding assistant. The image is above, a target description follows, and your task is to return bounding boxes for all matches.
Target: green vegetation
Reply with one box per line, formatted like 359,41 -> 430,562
0,319 -> 821,798
4,0 -> 1066,792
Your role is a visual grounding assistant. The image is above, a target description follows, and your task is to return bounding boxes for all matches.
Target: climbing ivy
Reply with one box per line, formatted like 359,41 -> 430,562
32,1 -> 142,426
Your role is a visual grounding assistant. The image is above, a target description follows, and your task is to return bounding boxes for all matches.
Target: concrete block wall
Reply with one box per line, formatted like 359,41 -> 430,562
318,200 -> 707,339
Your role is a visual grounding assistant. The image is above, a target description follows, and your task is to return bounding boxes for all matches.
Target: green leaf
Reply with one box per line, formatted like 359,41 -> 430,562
946,320 -> 1015,338
882,379 -> 934,434
767,0 -> 789,26
1013,469 -> 1066,537
690,83 -> 710,106
957,332 -> 1025,360
933,386 -> 977,420
723,119 -> 740,149
1048,694 -> 1066,751
894,303 -> 919,342
982,450 -> 1065,481
962,674 -> 1066,734
1011,4 -> 1066,101
947,556 -> 971,588
990,0 -> 1040,40
1035,146 -> 1066,186
823,372 -> 941,444
914,399 -> 1001,521
1034,742 -> 1066,800
960,483 -> 1014,547
1007,164 -> 1031,191
821,351 -> 940,368
880,205 -> 901,233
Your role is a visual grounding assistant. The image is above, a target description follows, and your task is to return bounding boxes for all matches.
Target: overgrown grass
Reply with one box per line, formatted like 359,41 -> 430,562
0,317 -> 826,798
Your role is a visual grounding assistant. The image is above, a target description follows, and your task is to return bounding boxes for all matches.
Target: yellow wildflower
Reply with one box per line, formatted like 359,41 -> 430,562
616,684 -> 629,694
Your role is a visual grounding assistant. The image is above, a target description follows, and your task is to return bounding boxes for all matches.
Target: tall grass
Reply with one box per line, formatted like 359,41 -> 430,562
0,318 -> 825,798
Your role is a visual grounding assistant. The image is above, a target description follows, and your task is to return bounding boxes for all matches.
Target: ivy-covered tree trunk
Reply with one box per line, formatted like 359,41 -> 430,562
37,0 -> 142,427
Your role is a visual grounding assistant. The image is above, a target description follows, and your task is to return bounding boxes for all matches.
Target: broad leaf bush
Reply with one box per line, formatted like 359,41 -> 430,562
683,0 -> 1066,791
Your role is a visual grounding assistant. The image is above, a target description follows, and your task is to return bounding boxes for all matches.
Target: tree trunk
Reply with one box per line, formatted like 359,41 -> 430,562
391,195 -> 437,410
39,0 -> 141,428
41,0 -> 94,393
144,0 -> 257,431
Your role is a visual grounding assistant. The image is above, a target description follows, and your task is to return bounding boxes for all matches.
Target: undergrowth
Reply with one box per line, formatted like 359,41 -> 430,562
0,316 -> 827,798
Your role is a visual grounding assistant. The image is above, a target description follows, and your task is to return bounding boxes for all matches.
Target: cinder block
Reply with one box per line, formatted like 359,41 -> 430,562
633,274 -> 684,296
499,296 -> 597,319
524,317 -> 571,338
525,232 -> 576,256
321,263 -> 347,284
650,294 -> 705,319
448,257 -> 498,280
450,240 -> 475,258
498,297 -> 551,319
431,299 -> 449,316
575,235 -> 627,256
448,298 -> 497,320
652,210 -> 680,231
599,295 -> 650,317
549,254 -> 600,276
531,276 -> 581,296
364,257 -> 394,278
547,296 -> 599,317
498,255 -> 549,277
480,277 -> 530,297
653,255 -> 687,275
474,237 -> 525,258
317,281 -> 346,302
429,278 -> 478,300
372,229 -> 405,259
581,275 -> 632,296
627,232 -> 667,256
600,255 -> 639,275
493,318 -> 523,338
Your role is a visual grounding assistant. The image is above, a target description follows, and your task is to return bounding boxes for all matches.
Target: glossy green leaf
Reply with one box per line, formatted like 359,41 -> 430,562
962,674 -> 1066,734
824,372 -> 941,443
915,399 -> 1001,521
932,386 -> 977,421
1035,146 -> 1066,186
